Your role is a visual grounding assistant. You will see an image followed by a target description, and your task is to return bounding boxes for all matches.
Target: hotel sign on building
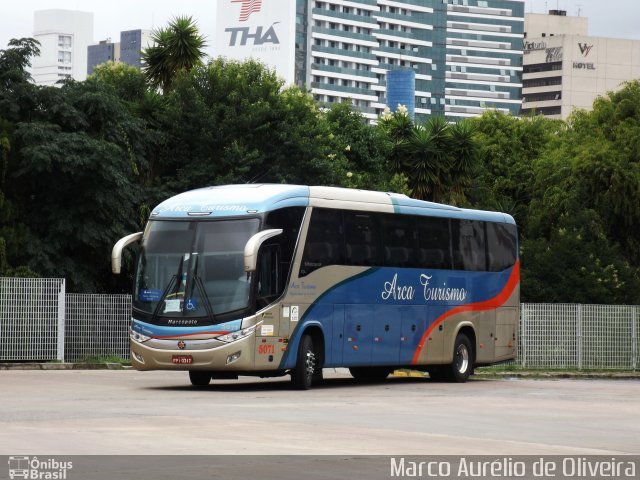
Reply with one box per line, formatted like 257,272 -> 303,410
214,0 -> 296,84
522,34 -> 640,119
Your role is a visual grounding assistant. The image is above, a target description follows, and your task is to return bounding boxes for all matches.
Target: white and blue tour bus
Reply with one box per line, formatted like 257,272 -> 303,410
112,184 -> 519,389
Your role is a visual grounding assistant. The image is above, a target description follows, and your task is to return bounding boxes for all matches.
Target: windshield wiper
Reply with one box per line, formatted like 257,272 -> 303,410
190,255 -> 217,323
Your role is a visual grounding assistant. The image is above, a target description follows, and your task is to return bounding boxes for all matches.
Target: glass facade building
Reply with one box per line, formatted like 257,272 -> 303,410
297,0 -> 524,122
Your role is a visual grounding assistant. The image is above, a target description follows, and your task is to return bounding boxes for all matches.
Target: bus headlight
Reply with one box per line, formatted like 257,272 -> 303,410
130,330 -> 151,343
217,325 -> 257,343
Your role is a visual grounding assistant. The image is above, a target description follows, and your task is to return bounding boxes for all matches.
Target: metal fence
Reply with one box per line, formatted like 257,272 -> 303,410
65,293 -> 131,362
520,303 -> 639,369
0,278 -> 65,361
1,277 -> 639,368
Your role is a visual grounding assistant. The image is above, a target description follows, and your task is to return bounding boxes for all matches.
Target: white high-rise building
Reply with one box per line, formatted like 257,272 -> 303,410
32,9 -> 94,86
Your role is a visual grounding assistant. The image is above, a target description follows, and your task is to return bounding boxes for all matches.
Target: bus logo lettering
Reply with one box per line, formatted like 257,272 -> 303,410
381,274 -> 415,301
381,273 -> 468,303
420,274 -> 467,302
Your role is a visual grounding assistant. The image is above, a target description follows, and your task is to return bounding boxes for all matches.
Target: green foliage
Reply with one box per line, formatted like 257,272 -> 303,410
1,27 -> 638,304
142,16 -> 207,93
470,111 -> 563,233
155,58 -> 341,192
322,102 -> 396,190
378,108 -> 479,203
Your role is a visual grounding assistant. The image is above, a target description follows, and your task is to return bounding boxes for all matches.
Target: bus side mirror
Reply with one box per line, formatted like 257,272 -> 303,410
112,232 -> 143,274
244,229 -> 283,272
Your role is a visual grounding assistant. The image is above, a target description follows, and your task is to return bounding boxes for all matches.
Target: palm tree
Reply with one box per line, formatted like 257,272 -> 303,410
448,120 -> 478,204
142,16 -> 207,93
404,116 -> 452,202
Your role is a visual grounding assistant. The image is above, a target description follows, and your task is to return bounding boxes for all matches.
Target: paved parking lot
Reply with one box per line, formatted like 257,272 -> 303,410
1,370 -> 639,455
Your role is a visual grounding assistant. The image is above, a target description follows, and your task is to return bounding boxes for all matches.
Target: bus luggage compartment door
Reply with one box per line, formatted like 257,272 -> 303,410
343,305 -> 373,366
399,306 -> 426,365
372,306 -> 400,365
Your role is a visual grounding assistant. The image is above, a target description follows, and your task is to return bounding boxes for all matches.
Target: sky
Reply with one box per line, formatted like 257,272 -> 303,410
0,0 -> 639,55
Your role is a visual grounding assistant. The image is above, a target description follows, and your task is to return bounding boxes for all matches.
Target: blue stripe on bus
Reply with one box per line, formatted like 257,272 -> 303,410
280,265 -> 515,369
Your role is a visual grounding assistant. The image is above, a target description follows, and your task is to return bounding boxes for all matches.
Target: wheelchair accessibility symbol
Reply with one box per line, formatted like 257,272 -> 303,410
185,298 -> 198,311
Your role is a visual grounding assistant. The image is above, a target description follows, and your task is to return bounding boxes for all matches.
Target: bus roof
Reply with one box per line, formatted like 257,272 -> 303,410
151,184 -> 515,225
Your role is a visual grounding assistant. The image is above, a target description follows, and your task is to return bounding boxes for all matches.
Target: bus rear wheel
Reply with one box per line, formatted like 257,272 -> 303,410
349,366 -> 392,382
431,333 -> 474,383
189,370 -> 211,387
291,334 -> 316,390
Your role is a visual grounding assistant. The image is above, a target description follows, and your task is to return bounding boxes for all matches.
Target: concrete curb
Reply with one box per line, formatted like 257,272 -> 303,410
475,371 -> 640,380
0,362 -> 128,370
0,364 -> 638,379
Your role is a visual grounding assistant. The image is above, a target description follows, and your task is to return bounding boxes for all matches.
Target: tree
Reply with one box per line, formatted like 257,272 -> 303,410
470,111 -> 564,235
142,16 -> 207,93
153,58 -> 344,194
0,38 -> 41,277
378,108 -> 479,203
1,60 -> 145,291
321,102 -> 403,192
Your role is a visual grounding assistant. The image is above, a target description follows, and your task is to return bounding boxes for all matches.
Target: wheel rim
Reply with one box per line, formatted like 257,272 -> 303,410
455,343 -> 469,374
305,350 -> 316,382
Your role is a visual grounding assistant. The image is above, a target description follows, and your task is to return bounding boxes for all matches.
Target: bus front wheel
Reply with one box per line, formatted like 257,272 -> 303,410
189,370 -> 211,387
431,333 -> 473,383
291,334 -> 316,390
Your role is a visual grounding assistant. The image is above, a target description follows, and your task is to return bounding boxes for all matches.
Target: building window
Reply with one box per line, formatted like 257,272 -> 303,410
58,35 -> 72,48
58,51 -> 71,64
523,61 -> 562,74
523,76 -> 562,88
521,106 -> 562,116
523,91 -> 562,103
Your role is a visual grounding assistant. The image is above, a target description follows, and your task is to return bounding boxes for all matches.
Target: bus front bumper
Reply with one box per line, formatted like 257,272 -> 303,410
130,334 -> 255,371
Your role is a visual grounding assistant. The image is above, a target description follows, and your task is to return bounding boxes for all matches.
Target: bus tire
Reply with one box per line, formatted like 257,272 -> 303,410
349,366 -> 392,382
291,334 -> 316,390
189,370 -> 211,387
442,333 -> 474,383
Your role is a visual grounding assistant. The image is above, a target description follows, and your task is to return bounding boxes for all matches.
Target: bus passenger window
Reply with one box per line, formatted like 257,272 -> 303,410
299,209 -> 344,276
382,215 -> 416,268
345,212 -> 380,267
486,222 -> 518,271
452,220 -> 486,271
417,216 -> 452,269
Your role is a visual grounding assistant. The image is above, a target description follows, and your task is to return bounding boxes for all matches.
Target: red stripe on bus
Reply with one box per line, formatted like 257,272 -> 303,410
410,260 -> 520,365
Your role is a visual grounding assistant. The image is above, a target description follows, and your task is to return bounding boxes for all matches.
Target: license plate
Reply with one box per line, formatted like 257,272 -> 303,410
172,355 -> 193,365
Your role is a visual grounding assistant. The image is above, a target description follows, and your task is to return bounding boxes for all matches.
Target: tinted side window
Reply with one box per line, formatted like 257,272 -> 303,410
299,209 -> 344,277
264,207 -> 305,292
486,222 -> 518,271
417,216 -> 452,269
344,211 -> 381,266
452,219 -> 486,271
381,214 -> 416,268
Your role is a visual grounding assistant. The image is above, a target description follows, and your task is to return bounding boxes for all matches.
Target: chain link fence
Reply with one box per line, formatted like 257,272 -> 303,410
1,278 -> 639,368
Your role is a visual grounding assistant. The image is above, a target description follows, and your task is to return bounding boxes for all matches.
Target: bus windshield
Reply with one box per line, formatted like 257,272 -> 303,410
133,218 -> 260,320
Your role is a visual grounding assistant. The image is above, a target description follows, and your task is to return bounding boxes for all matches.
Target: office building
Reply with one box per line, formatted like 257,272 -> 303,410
87,39 -> 120,75
522,10 -> 640,119
32,9 -> 94,86
87,29 -> 152,75
119,30 -> 153,69
215,0 -> 524,122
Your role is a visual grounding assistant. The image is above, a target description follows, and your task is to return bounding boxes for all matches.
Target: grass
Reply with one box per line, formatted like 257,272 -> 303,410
77,355 -> 131,366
